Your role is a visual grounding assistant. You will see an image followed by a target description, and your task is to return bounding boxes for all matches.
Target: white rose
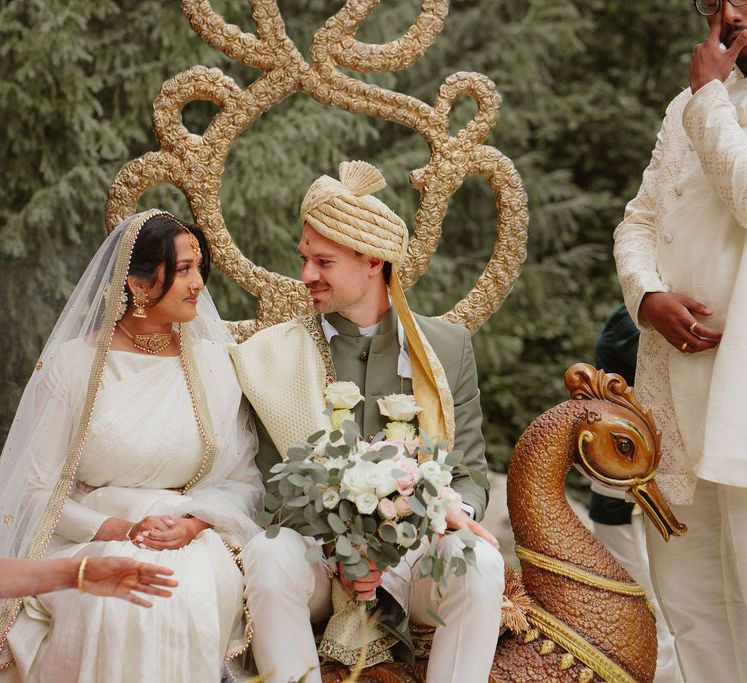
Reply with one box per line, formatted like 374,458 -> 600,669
383,420 -> 417,442
419,461 -> 452,490
321,488 -> 340,509
364,460 -> 398,498
355,492 -> 379,515
325,381 -> 364,409
330,408 -> 355,431
341,460 -> 377,498
377,394 -> 422,422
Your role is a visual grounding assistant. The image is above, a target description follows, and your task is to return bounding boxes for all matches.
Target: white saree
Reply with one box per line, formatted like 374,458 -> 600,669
0,211 -> 262,683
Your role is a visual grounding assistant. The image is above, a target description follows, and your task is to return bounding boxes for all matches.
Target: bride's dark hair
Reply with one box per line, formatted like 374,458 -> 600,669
126,213 -> 211,304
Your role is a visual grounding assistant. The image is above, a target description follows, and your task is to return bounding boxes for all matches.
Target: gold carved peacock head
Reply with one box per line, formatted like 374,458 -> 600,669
565,363 -> 686,542
104,0 -> 529,338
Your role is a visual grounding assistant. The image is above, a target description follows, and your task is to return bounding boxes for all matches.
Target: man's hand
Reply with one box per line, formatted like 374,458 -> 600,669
639,292 -> 722,353
445,509 -> 500,550
338,559 -> 382,601
690,19 -> 747,93
132,515 -> 211,550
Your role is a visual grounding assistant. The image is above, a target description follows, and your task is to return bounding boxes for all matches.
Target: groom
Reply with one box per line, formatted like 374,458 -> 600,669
232,161 -> 504,683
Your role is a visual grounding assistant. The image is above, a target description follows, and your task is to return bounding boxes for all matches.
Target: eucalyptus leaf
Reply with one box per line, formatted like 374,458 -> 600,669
378,523 -> 398,544
304,545 -> 324,563
288,473 -> 309,488
263,492 -> 280,511
444,451 -> 463,466
343,548 -> 361,565
335,535 -> 353,557
328,512 -> 347,535
287,495 -> 310,508
468,468 -> 490,490
344,559 -> 371,580
254,510 -> 274,527
287,446 -> 309,462
422,479 -> 438,497
265,525 -> 281,540
307,429 -> 327,443
338,499 -> 353,522
407,496 -> 426,516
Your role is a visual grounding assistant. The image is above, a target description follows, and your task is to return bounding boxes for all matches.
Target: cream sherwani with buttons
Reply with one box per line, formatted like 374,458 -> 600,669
614,71 -> 747,683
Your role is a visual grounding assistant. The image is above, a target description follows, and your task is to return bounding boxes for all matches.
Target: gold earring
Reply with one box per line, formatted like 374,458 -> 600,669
133,289 -> 148,319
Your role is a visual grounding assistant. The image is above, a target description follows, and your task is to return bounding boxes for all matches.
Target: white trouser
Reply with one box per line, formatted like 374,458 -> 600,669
645,479 -> 747,683
242,528 -> 504,683
593,512 -> 683,683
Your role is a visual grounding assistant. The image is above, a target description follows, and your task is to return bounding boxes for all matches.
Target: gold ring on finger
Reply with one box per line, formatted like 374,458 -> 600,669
689,321 -> 698,334
681,341 -> 688,352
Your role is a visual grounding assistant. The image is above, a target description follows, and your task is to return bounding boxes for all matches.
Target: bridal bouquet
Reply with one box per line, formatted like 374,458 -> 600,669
259,381 -> 479,597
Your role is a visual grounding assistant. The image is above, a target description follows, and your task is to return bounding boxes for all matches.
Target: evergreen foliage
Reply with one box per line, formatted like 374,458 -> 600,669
1,0 -> 703,473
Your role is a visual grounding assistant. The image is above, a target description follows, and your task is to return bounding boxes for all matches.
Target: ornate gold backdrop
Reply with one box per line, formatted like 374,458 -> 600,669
105,0 -> 528,339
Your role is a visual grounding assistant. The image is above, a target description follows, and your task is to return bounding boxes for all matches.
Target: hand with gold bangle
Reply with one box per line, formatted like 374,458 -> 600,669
0,556 -> 177,606
75,555 -> 178,607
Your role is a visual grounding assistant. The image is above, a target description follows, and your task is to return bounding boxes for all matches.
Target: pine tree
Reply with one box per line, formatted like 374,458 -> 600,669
0,0 -> 705,463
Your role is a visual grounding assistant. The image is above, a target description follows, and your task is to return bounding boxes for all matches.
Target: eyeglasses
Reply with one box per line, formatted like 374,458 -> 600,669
694,0 -> 747,16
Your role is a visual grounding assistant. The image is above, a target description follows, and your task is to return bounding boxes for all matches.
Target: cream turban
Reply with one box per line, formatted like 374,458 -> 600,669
300,161 -> 408,265
300,161 -> 455,448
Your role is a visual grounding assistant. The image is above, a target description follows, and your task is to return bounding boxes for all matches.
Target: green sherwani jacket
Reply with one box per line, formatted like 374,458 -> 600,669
231,307 -> 490,661
243,307 -> 489,521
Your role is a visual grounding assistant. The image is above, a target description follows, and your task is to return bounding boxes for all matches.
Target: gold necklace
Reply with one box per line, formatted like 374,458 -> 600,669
118,321 -> 173,355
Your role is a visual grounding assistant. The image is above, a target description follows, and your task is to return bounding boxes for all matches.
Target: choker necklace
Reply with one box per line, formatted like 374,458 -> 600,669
118,321 -> 172,355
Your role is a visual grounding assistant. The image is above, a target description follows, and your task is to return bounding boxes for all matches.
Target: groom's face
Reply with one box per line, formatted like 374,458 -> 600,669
298,224 -> 372,316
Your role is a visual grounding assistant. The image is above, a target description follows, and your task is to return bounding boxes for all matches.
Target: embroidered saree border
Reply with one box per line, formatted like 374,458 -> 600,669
0,210 -> 162,656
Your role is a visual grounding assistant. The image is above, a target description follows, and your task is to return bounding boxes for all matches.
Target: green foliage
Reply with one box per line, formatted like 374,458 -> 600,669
1,0 -> 703,478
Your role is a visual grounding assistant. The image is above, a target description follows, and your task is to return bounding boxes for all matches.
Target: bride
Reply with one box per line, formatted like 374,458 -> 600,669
0,209 -> 262,682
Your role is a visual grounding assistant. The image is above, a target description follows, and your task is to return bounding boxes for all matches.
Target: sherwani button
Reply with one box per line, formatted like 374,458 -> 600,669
674,185 -> 683,197
359,352 -> 369,361
664,232 -> 674,244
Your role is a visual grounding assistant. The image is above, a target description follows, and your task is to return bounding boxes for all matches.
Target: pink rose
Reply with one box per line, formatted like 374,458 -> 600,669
378,498 -> 397,520
393,495 -> 413,517
390,453 -> 421,495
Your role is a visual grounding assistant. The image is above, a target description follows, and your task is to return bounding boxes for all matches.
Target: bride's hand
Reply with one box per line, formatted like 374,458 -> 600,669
133,515 -> 211,550
94,517 -> 135,542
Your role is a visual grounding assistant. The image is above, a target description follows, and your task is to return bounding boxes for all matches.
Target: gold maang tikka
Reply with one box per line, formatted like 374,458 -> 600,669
183,229 -> 202,261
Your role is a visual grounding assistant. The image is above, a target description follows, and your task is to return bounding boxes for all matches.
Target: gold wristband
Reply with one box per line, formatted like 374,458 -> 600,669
77,556 -> 89,592
125,523 -> 135,541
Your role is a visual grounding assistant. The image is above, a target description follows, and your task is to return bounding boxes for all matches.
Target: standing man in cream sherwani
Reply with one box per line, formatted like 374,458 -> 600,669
614,2 -> 747,680
231,161 -> 504,683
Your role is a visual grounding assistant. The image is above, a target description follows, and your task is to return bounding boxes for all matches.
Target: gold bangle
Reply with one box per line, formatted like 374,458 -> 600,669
125,523 -> 135,541
77,556 -> 89,592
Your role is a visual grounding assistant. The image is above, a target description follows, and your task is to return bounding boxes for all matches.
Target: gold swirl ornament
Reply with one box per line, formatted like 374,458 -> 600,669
105,0 -> 528,338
